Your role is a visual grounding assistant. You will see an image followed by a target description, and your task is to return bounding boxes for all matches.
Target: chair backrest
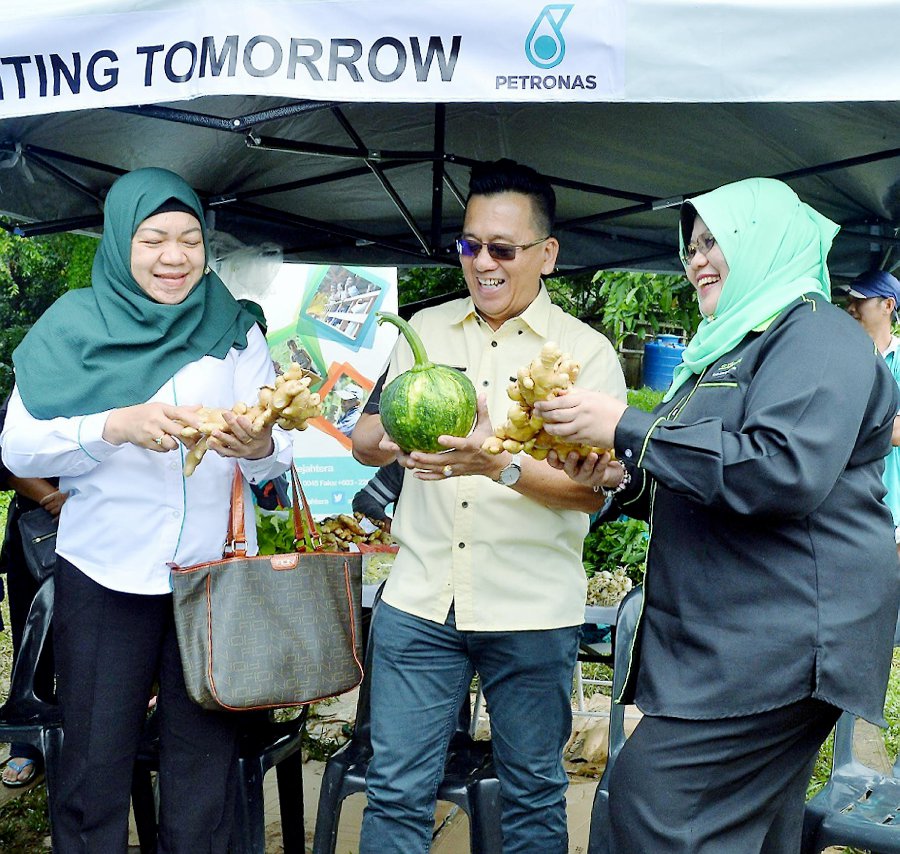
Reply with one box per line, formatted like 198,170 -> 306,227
606,585 -> 643,773
353,585 -> 474,749
831,603 -> 900,776
351,582 -> 385,746
0,571 -> 57,722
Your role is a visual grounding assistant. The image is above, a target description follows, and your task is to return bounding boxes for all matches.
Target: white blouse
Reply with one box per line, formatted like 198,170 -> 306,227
1,326 -> 294,594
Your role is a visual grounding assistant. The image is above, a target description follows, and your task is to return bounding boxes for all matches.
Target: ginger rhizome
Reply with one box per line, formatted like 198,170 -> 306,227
179,363 -> 322,476
481,341 -> 609,461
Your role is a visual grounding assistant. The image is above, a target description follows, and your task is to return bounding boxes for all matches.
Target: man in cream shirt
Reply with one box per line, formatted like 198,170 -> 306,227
352,159 -> 626,854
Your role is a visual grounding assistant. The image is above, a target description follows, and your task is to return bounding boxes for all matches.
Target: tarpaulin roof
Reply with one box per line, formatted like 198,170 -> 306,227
0,0 -> 898,281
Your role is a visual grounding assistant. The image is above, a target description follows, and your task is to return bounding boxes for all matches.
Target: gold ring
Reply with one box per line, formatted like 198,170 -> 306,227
442,464 -> 453,478
154,435 -> 165,446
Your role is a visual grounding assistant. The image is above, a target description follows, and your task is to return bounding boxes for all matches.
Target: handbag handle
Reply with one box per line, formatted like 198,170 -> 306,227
226,463 -> 320,557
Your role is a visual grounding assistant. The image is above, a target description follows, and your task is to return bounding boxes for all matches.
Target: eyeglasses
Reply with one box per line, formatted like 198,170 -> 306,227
680,232 -> 717,267
456,235 -> 549,262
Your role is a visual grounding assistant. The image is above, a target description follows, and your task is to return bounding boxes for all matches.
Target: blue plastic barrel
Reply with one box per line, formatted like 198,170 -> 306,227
643,334 -> 686,390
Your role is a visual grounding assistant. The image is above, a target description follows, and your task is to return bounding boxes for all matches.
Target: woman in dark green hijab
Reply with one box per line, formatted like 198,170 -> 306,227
14,166 -> 256,419
1,167 -> 294,851
536,178 -> 900,852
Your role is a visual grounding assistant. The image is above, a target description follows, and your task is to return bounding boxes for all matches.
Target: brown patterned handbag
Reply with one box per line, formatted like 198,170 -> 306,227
170,465 -> 363,711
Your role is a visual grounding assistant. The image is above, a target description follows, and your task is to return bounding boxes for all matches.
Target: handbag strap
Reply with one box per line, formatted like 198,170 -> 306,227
225,463 -> 319,556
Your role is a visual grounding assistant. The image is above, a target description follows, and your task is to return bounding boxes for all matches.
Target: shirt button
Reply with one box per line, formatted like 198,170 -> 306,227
461,501 -> 469,508
171,510 -> 181,519
458,542 -> 466,549
482,380 -> 489,387
624,449 -> 633,458
491,340 -> 498,348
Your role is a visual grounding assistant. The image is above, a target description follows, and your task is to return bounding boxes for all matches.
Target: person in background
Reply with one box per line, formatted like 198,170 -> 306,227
536,177 -> 900,853
352,158 -> 626,854
351,461 -> 403,530
845,270 -> 900,555
0,394 -> 67,788
345,274 -> 361,297
286,338 -> 314,373
1,167 -> 293,851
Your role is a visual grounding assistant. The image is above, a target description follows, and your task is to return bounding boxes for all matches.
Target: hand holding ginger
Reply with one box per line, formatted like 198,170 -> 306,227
481,342 -> 611,461
178,363 -> 322,475
533,387 -> 627,452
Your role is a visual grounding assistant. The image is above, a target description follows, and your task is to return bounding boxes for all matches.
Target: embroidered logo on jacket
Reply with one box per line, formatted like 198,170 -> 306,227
710,359 -> 742,380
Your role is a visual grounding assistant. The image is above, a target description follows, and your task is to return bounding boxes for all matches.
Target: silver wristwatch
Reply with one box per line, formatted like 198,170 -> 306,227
497,453 -> 523,487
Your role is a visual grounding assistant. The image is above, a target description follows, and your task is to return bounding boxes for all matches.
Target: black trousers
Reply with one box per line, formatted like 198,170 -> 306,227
52,558 -> 240,854
609,697 -> 841,854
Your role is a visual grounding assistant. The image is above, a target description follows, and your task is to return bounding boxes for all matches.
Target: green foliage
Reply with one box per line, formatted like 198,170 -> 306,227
396,267 -> 699,359
543,272 -> 606,326
581,388 -> 660,584
397,266 -> 463,306
59,232 -> 97,290
0,785 -> 50,850
592,270 -> 700,349
884,648 -> 900,761
0,225 -> 98,400
583,518 -> 648,586
627,386 -> 665,413
255,509 -> 298,556
0,325 -> 30,405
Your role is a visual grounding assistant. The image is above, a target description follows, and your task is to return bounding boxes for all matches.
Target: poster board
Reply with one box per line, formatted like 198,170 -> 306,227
256,261 -> 398,517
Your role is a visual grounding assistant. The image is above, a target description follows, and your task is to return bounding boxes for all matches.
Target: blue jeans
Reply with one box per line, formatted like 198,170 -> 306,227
359,601 -> 580,854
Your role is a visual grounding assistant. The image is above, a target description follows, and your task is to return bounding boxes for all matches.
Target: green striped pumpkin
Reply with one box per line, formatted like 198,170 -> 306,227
377,312 -> 477,453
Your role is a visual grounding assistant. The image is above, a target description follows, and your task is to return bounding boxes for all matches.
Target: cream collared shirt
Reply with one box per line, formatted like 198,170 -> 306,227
382,287 -> 627,631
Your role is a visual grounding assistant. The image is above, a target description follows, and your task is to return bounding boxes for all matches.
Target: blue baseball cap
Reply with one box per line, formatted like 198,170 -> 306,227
845,270 -> 900,303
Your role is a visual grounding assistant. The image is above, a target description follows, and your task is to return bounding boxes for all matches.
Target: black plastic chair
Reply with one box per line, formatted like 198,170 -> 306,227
131,705 -> 308,853
587,585 -> 643,854
312,585 -> 503,854
0,566 -> 63,838
800,612 -> 900,854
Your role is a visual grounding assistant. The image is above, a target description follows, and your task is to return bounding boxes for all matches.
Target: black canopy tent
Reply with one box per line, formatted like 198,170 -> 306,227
0,1 -> 898,286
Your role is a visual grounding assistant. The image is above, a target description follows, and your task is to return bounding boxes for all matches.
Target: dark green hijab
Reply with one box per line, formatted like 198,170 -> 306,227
13,167 -> 256,418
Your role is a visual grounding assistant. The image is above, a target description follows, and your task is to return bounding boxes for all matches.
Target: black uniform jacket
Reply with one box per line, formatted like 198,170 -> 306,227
609,294 -> 900,725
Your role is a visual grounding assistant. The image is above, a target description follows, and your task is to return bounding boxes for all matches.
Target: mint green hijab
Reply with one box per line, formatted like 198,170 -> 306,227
13,168 -> 256,418
664,178 -> 839,402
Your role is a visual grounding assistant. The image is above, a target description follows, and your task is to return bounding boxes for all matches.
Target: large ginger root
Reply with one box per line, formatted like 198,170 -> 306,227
179,363 -> 322,476
482,342 -> 610,462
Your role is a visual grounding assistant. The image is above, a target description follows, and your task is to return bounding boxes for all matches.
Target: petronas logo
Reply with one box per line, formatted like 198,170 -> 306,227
525,4 -> 574,70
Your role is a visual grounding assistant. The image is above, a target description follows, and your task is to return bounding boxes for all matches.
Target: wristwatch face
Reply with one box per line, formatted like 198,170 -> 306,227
498,459 -> 522,486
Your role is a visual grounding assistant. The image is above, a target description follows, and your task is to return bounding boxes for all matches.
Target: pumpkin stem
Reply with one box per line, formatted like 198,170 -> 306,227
376,312 -> 433,371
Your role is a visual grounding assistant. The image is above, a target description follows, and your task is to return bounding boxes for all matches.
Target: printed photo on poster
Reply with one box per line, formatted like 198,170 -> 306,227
303,266 -> 384,346
310,362 -> 375,450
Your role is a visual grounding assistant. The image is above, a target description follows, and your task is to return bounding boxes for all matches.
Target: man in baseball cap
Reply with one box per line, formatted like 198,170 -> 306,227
845,269 -> 900,308
845,269 -> 900,553
335,385 -> 364,437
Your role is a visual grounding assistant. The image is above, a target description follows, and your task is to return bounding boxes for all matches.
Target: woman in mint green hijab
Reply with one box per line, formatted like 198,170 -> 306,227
1,168 -> 294,851
536,178 -> 900,852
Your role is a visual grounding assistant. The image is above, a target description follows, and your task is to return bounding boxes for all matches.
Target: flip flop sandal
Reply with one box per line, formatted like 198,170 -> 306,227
2,758 -> 38,788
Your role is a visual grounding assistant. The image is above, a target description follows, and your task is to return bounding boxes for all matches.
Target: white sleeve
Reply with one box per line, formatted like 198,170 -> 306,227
0,385 -> 120,479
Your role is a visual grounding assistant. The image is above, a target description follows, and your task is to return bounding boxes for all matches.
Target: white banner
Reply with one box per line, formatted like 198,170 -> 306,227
0,0 -> 625,118
4,1 -> 899,119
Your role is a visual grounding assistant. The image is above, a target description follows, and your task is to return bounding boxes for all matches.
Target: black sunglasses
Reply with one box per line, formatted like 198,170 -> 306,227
456,235 -> 549,262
